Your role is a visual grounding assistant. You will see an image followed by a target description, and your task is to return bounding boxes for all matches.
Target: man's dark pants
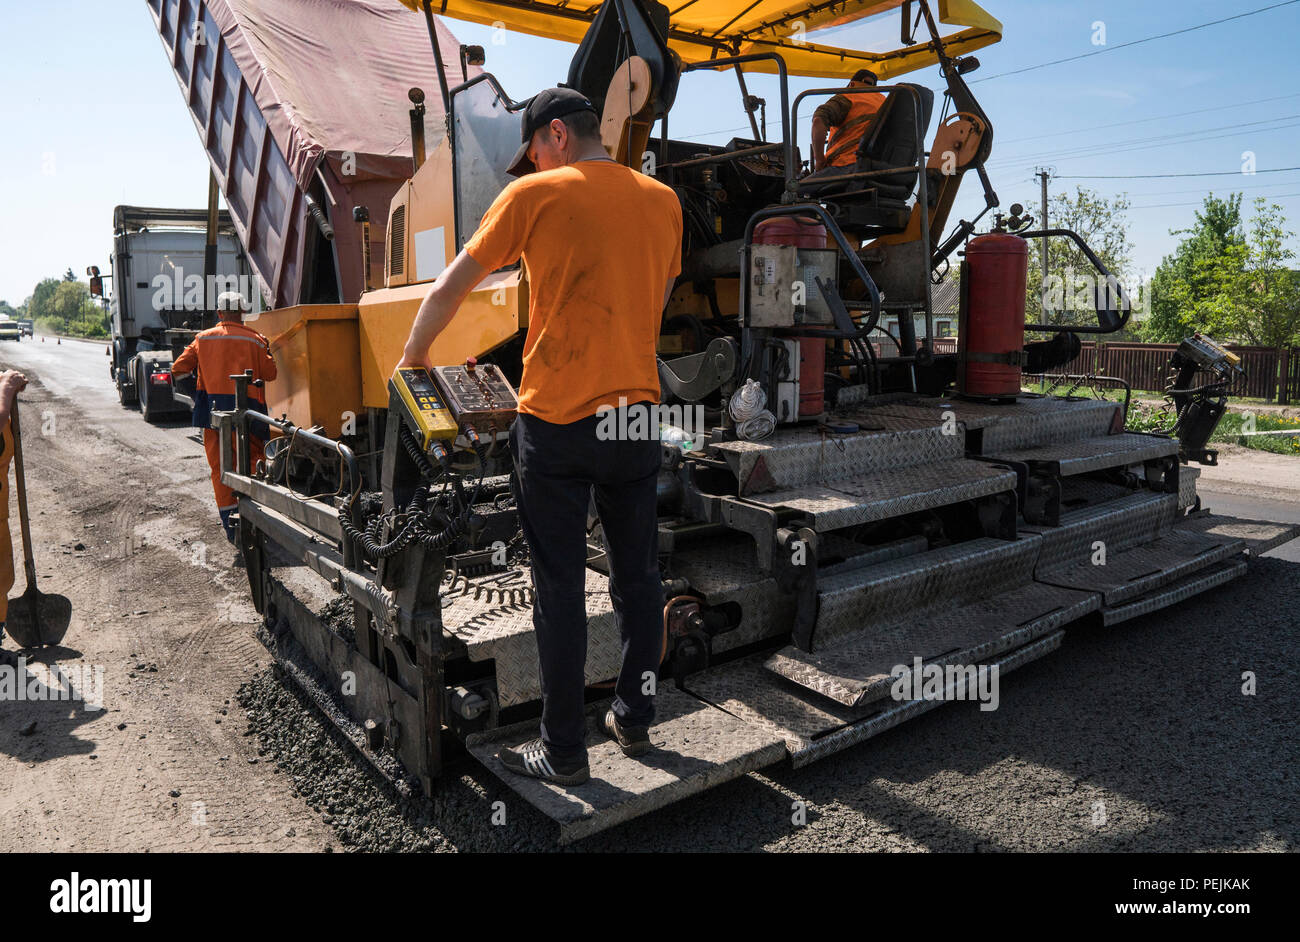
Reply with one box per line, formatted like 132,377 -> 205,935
510,404 -> 663,762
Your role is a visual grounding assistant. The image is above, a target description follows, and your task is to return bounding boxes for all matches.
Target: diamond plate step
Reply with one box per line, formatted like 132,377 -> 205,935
838,395 -> 1120,451
989,432 -> 1178,477
1022,490 -> 1177,571
442,567 -> 624,708
1101,558 -> 1247,626
812,535 -> 1042,649
1176,512 -> 1300,558
744,459 -> 1017,532
708,424 -> 959,495
688,631 -> 1066,768
764,581 -> 1097,707
1037,527 -> 1244,606
465,686 -> 786,844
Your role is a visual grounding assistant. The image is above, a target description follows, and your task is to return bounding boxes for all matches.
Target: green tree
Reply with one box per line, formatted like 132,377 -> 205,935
1143,196 -> 1299,347
0,300 -> 18,319
1141,194 -> 1245,342
28,277 -> 60,321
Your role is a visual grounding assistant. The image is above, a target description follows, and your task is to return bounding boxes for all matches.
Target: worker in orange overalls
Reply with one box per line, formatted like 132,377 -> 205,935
0,369 -> 28,646
810,68 -> 885,171
173,292 -> 277,545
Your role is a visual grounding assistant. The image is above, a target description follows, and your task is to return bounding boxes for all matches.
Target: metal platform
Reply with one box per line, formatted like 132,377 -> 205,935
1022,490 -> 1177,571
689,631 -> 1067,768
1176,511 -> 1300,557
465,685 -> 787,844
838,394 -> 1121,452
1100,558 -> 1247,625
744,459 -> 1017,532
763,581 -> 1097,708
813,535 -> 1042,649
988,432 -> 1178,477
441,567 -> 625,708
708,424 -> 959,495
1037,526 -> 1244,606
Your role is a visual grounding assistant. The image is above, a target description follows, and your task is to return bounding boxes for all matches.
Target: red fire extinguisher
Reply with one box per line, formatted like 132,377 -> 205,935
959,230 -> 1029,399
753,216 -> 826,418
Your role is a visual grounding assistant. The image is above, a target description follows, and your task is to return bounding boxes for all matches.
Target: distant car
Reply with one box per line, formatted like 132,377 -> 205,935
0,318 -> 21,341
17,318 -> 33,337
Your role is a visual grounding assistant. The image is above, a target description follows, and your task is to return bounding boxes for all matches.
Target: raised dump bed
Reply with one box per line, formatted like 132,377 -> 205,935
147,0 -> 475,307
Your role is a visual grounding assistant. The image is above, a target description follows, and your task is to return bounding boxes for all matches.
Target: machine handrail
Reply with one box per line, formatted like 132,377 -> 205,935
1018,227 -> 1133,334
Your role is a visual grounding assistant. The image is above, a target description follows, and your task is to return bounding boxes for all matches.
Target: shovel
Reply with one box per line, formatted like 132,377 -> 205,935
5,401 -> 72,648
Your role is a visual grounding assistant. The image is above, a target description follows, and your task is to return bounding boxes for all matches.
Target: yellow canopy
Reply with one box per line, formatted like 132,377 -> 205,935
396,0 -> 1002,78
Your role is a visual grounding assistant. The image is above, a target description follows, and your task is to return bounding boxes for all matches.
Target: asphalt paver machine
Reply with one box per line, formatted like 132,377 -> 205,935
152,0 -> 1299,842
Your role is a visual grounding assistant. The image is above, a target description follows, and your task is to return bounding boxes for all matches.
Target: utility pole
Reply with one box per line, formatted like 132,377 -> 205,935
1035,167 -> 1050,318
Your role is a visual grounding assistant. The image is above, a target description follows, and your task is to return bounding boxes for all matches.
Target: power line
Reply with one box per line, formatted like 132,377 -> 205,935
989,114 -> 1300,167
995,93 -> 1300,146
971,0 -> 1300,83
1057,167 -> 1300,179
1131,191 -> 1300,209
1131,179 -> 1300,198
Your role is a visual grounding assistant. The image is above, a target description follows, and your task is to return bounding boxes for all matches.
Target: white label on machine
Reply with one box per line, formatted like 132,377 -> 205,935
415,226 -> 447,281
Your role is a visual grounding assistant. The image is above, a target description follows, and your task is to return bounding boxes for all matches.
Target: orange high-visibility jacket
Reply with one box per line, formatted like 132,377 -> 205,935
173,320 -> 277,433
823,90 -> 886,168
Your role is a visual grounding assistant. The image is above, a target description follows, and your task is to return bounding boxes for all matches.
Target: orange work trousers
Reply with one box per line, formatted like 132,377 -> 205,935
203,428 -> 266,514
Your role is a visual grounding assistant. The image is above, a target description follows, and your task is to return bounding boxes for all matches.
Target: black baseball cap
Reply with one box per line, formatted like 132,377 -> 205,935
505,87 -> 599,177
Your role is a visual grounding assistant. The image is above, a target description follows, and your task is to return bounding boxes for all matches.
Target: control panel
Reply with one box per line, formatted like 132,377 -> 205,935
431,358 -> 519,435
390,367 -> 459,451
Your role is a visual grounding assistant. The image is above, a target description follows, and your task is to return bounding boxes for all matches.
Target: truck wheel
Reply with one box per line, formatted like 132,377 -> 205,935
116,367 -> 139,408
139,362 -> 156,423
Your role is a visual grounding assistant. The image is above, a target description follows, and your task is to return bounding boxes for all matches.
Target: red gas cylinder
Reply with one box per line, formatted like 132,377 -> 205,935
960,231 -> 1029,399
754,217 -> 827,418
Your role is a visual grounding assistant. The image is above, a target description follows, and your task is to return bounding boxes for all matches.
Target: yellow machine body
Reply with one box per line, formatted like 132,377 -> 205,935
257,303 -> 364,438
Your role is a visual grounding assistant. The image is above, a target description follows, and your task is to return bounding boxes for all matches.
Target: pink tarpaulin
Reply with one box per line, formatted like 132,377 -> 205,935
203,0 -> 473,188
148,0 -> 477,305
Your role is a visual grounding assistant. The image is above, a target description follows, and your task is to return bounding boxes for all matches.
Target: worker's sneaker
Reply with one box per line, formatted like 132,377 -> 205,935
600,709 -> 652,757
497,738 -> 589,786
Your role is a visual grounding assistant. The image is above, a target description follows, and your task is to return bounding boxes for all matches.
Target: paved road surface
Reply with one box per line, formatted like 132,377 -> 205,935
1,336 -> 1296,851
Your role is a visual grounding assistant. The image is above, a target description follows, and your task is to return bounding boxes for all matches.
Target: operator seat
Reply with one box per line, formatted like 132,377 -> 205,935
795,83 -> 935,238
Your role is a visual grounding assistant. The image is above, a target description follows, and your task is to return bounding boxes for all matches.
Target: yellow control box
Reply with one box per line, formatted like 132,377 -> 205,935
390,367 -> 459,450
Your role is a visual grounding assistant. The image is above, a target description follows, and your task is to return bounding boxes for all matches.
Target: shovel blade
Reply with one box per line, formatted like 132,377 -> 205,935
5,586 -> 72,648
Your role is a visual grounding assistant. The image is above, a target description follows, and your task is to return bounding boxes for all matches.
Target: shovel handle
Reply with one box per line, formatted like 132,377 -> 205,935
9,401 -> 38,589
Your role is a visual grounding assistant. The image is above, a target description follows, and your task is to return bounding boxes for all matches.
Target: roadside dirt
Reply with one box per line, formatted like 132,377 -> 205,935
0,368 -> 332,851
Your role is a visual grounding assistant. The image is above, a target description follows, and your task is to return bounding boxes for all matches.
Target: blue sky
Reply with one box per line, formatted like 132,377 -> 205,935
1,0 -> 1297,306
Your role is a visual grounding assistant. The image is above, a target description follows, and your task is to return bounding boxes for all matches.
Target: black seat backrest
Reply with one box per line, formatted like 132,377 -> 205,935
855,83 -> 934,198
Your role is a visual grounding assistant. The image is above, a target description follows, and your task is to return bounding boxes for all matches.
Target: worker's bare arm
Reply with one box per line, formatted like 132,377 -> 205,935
0,370 -> 28,430
398,250 -> 489,370
811,115 -> 829,170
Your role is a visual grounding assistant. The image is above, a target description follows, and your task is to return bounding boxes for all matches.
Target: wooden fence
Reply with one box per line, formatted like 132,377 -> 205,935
1048,342 -> 1299,403
867,335 -> 1300,403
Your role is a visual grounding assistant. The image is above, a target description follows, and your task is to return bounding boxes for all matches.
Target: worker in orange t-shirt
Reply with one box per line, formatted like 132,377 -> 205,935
811,68 -> 885,171
173,292 -> 277,547
0,369 -> 27,646
399,88 -> 683,786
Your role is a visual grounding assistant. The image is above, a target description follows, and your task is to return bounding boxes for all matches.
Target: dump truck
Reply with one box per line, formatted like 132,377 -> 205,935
95,205 -> 251,420
150,0 -> 1299,843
